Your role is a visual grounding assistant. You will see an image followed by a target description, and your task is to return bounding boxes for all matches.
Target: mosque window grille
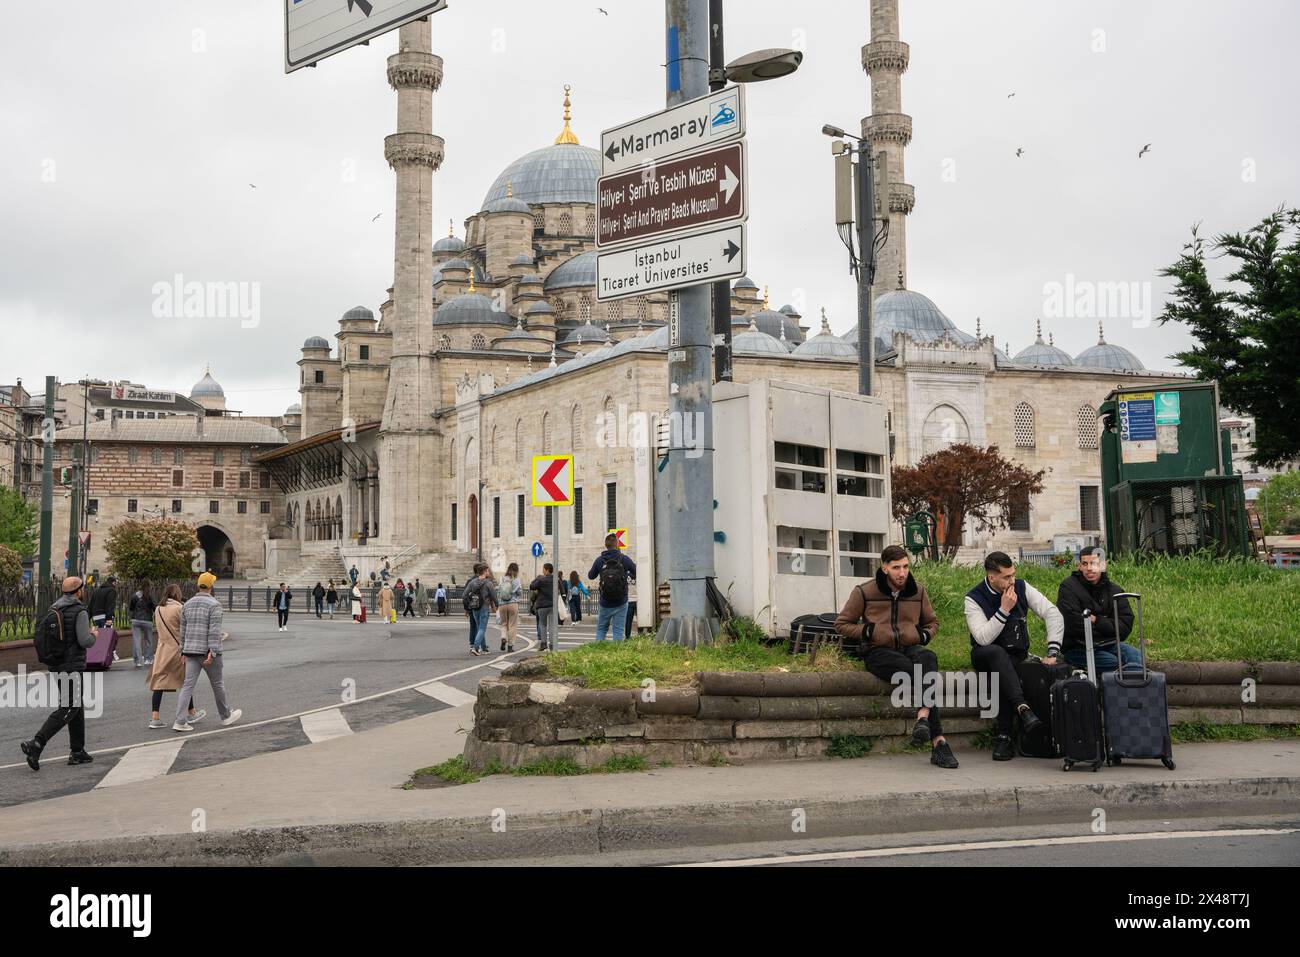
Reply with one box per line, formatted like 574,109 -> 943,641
533,210 -> 546,234
1007,491 -> 1032,532
606,301 -> 622,323
552,297 -> 567,317
471,333 -> 487,351
438,334 -> 451,352
558,212 -> 572,234
1077,405 -> 1099,450
1013,402 -> 1036,448
635,298 -> 647,321
579,295 -> 592,321
583,212 -> 595,235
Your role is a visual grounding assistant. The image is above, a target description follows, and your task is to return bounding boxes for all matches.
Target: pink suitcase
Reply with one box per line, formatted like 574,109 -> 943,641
84,625 -> 118,671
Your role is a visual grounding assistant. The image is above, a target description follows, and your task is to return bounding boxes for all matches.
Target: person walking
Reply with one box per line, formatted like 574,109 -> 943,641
325,581 -> 339,619
588,534 -> 636,642
463,563 -> 499,656
174,572 -> 242,732
147,584 -> 206,729
497,563 -> 523,652
402,581 -> 416,617
88,575 -> 117,629
435,582 -> 447,616
351,580 -> 365,623
529,563 -> 558,651
20,577 -> 96,771
379,581 -> 395,624
349,564 -> 359,586
414,578 -> 428,617
567,571 -> 588,624
273,582 -> 293,631
394,579 -> 406,618
128,580 -> 157,669
312,581 -> 325,619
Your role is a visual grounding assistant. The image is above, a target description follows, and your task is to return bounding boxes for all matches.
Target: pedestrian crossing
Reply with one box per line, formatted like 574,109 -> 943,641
94,740 -> 185,790
414,681 -> 476,707
299,707 -> 354,744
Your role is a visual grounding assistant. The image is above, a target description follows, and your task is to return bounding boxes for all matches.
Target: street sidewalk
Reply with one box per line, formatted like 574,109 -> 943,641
0,705 -> 1296,865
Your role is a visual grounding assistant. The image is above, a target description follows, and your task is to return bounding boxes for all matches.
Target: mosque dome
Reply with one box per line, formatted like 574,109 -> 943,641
527,300 -> 555,317
733,277 -> 759,292
642,324 -> 671,349
840,288 -> 975,353
302,336 -> 330,350
482,85 -> 598,207
732,321 -> 788,356
433,223 -> 465,254
434,292 -> 510,327
1014,323 -> 1074,367
484,194 -> 533,215
544,250 -> 598,291
341,305 -> 374,324
752,308 -> 803,344
190,371 -> 224,398
794,311 -> 858,358
285,403 -> 302,415
559,321 -> 607,346
1074,324 -> 1144,371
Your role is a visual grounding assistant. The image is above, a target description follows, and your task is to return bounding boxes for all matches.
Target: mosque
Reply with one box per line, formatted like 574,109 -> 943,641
234,2 -> 1183,588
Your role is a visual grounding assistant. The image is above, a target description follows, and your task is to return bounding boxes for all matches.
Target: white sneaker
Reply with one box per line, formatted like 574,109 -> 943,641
220,708 -> 243,726
187,709 -> 208,724
172,721 -> 195,733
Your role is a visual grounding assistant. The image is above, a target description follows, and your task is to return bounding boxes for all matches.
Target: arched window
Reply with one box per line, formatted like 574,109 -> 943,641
438,334 -> 451,351
542,412 -> 551,454
583,212 -> 595,235
471,333 -> 486,351
579,294 -> 592,321
533,210 -> 545,233
921,404 -> 970,457
571,404 -> 583,450
635,298 -> 648,322
1013,402 -> 1036,448
606,301 -> 622,323
1077,405 -> 1099,449
558,211 -> 572,234
552,297 -> 567,318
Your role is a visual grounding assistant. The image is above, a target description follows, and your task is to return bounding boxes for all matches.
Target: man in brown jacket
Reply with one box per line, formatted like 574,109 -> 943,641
835,545 -> 957,769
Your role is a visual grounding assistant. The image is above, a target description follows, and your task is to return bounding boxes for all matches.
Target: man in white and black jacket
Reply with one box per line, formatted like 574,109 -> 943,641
1055,546 -> 1139,676
965,551 -> 1064,760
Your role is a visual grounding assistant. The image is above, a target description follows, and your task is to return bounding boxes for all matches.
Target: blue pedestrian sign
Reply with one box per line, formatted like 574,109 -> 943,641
531,541 -> 543,558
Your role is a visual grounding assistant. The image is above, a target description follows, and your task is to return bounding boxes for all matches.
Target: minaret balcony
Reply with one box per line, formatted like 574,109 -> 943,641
862,40 -> 909,75
384,132 -> 445,171
889,183 -> 915,214
386,51 -> 443,92
861,112 -> 912,146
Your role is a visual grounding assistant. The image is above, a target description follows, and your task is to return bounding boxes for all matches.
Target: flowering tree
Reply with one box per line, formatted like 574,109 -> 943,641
104,518 -> 199,580
891,444 -> 1047,558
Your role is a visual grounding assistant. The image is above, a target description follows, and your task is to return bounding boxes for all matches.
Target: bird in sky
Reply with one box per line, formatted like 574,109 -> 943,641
371,212 -> 382,222
1138,143 -> 1152,158
1015,148 -> 1024,157
248,183 -> 257,189
1007,92 -> 1016,98
598,7 -> 608,14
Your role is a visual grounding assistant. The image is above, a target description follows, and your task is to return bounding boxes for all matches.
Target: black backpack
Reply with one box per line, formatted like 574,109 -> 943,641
34,607 -> 72,668
464,581 -> 483,611
599,556 -> 628,606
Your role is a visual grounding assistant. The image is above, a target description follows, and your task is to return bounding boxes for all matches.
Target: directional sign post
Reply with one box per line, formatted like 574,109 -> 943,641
531,455 -> 573,652
596,223 -> 745,302
601,86 -> 744,176
597,141 -> 745,249
285,0 -> 449,73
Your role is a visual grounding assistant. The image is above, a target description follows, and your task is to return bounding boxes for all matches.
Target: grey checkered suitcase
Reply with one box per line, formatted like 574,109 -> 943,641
1100,593 -> 1176,770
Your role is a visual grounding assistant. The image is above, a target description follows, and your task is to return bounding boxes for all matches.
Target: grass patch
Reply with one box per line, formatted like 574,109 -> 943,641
544,633 -> 861,689
510,756 -> 585,776
968,726 -> 1000,751
826,734 -> 873,759
704,751 -> 730,767
412,755 -> 483,786
596,754 -> 647,773
1171,718 -> 1300,744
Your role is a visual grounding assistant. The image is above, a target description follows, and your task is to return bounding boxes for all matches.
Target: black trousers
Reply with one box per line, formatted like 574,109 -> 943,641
862,644 -> 943,738
403,600 -> 415,617
277,608 -> 289,627
35,671 -> 86,752
971,643 -> 1029,736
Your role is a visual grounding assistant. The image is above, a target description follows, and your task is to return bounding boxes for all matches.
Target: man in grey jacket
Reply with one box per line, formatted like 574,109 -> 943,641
20,577 -> 96,771
174,572 -> 242,732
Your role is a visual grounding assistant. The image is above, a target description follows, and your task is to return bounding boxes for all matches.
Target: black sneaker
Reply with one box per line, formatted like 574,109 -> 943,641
992,734 -> 1015,761
507,645 -> 514,653
500,639 -> 506,652
909,718 -> 932,748
67,750 -> 94,766
930,740 -> 959,769
20,739 -> 42,772
1018,706 -> 1042,735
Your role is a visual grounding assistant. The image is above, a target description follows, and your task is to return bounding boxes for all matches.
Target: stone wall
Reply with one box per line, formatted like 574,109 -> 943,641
463,659 -> 1300,770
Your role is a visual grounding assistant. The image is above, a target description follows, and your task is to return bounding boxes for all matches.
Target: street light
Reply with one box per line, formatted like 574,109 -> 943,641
723,47 -> 803,84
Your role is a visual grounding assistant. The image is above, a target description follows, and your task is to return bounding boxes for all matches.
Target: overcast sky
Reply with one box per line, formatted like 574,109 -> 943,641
1,0 -> 1295,415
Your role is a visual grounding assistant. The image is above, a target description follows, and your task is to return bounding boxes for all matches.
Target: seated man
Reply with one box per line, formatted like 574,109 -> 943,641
966,551 -> 1064,762
1055,546 -> 1139,675
835,545 -> 958,770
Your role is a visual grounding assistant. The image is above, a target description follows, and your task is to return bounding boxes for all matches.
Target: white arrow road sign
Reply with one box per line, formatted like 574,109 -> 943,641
596,224 -> 746,302
601,86 -> 745,175
285,0 -> 448,73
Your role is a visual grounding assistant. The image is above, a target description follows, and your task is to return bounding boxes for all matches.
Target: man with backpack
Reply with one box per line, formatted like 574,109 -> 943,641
21,576 -> 97,771
462,563 -> 498,656
834,545 -> 958,770
588,534 -> 636,642
312,581 -> 326,619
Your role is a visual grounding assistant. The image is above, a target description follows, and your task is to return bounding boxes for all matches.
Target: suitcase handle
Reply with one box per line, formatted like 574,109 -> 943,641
1081,611 -> 1098,687
1111,592 -> 1148,687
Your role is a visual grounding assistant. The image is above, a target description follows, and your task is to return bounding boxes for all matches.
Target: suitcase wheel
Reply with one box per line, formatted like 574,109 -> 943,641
1092,763 -> 1100,772
1062,760 -> 1073,772
1110,755 -> 1122,766
1162,757 -> 1176,771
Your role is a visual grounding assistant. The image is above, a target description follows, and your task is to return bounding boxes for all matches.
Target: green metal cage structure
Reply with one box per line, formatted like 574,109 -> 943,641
1108,477 -> 1250,558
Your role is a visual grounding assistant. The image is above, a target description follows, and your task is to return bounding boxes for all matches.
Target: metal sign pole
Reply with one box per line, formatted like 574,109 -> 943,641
551,517 -> 560,651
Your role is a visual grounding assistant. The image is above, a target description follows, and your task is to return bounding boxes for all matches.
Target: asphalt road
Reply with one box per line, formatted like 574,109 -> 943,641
0,610 -> 602,807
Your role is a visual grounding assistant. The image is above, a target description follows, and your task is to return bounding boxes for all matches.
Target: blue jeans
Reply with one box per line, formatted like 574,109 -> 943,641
471,607 -> 491,652
1064,641 -> 1143,675
535,608 -> 556,644
596,602 -> 628,642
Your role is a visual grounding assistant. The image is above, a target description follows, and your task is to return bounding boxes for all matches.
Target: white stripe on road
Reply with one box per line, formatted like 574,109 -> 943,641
93,740 -> 186,789
414,681 -> 477,707
672,827 -> 1300,867
489,660 -> 513,671
299,708 -> 354,743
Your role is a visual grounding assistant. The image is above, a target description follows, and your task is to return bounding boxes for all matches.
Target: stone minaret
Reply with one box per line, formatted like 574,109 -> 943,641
378,18 -> 443,547
861,0 -> 915,290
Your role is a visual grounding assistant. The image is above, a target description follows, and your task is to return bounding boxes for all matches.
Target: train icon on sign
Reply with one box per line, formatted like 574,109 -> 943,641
711,99 -> 737,130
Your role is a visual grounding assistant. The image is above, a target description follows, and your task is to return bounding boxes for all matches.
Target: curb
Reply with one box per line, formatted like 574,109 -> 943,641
2,774 -> 1296,866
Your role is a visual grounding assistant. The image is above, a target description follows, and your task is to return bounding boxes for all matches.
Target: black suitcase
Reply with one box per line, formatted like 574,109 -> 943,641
1051,613 -> 1105,772
1015,658 -> 1073,757
1101,593 -> 1176,770
789,613 -> 846,655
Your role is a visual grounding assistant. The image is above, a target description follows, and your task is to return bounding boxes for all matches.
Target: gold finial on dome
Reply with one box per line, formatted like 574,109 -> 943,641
506,181 -> 514,198
763,286 -> 770,309
897,267 -> 905,291
554,84 -> 580,145
468,271 -> 476,294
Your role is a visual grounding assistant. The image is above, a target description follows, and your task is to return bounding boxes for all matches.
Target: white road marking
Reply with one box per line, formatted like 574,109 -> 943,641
489,660 -> 513,671
299,708 -> 353,743
93,740 -> 186,789
0,637 -> 539,771
415,681 -> 477,706
672,827 -> 1300,867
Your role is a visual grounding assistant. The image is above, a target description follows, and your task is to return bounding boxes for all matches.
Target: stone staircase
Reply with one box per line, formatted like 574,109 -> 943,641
262,545 -> 347,586
393,551 -> 478,591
